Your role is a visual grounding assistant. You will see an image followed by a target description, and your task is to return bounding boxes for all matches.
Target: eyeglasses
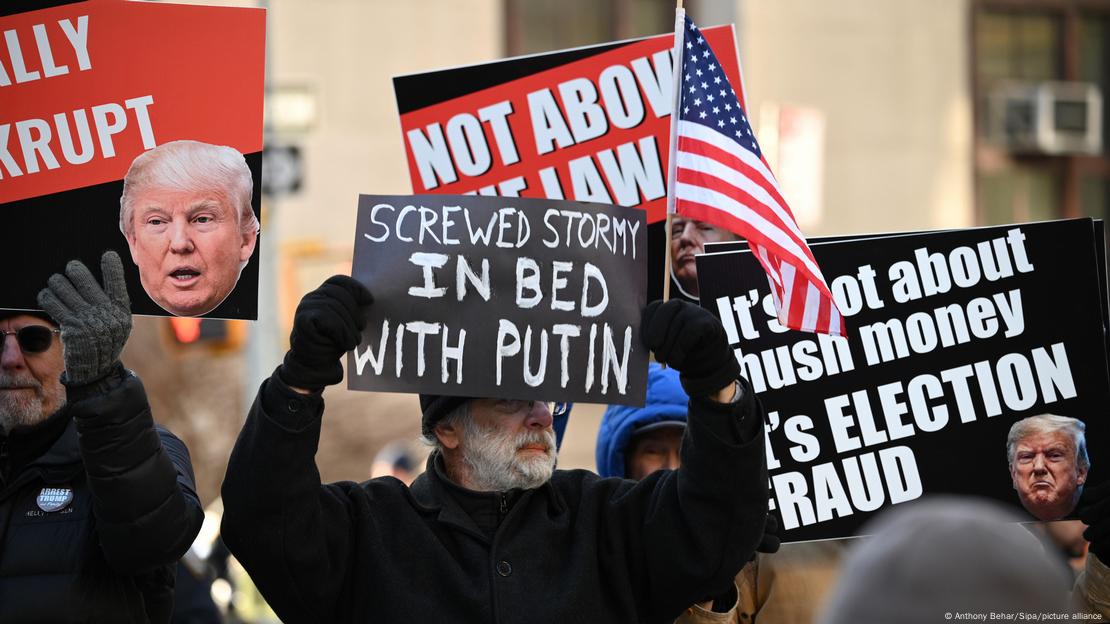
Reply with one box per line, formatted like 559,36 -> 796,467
490,399 -> 571,417
1,326 -> 61,354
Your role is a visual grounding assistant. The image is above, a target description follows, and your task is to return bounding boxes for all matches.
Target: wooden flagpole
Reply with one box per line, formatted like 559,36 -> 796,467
663,0 -> 685,304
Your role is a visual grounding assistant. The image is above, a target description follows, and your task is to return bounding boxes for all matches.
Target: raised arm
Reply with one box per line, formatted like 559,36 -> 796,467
38,251 -> 203,573
220,275 -> 373,623
603,299 -> 769,620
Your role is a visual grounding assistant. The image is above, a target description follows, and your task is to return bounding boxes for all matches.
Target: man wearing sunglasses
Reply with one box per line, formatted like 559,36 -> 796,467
222,276 -> 769,623
0,252 -> 203,623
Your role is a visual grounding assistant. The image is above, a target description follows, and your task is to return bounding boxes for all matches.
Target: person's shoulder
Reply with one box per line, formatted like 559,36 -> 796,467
551,467 -> 604,485
348,475 -> 412,495
549,468 -> 636,500
153,422 -> 182,440
339,475 -> 430,507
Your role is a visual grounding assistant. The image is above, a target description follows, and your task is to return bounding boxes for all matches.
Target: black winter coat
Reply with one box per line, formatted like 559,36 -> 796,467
0,370 -> 204,623
221,373 -> 769,624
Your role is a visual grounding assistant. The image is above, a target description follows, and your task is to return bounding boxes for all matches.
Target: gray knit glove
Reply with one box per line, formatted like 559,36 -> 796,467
37,251 -> 132,385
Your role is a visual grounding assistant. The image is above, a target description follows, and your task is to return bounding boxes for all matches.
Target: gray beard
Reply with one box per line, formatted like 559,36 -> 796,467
0,374 -> 65,435
460,417 -> 557,491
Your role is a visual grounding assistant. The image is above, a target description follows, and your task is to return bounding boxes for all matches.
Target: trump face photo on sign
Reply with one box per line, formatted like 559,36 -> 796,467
119,140 -> 259,317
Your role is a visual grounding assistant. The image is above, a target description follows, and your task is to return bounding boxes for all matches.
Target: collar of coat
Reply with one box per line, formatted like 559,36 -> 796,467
1,408 -> 81,494
407,451 -> 568,544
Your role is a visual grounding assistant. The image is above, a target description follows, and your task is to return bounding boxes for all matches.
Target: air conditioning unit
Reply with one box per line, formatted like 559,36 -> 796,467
988,81 -> 1102,155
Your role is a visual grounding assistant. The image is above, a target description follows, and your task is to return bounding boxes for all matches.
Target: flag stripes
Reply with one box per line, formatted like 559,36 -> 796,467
669,13 -> 845,336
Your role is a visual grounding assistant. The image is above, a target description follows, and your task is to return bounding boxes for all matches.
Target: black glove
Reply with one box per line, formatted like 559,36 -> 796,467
279,275 -> 373,391
1079,478 -> 1110,563
640,299 -> 740,398
37,251 -> 132,385
755,513 -> 781,556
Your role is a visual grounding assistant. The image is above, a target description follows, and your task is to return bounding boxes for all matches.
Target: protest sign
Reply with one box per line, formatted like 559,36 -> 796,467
348,194 -> 648,404
0,1 -> 264,318
393,26 -> 744,303
698,219 -> 1110,542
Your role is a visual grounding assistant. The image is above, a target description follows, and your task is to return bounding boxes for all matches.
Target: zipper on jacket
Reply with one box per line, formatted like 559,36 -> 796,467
499,492 -> 507,514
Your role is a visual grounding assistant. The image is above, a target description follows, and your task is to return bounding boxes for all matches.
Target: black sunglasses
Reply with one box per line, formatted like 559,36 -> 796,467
1,326 -> 61,354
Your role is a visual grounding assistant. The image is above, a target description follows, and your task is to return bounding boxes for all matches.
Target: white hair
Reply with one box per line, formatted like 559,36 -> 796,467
421,401 -> 469,450
1006,413 -> 1089,471
119,140 -> 260,263
423,401 -> 556,491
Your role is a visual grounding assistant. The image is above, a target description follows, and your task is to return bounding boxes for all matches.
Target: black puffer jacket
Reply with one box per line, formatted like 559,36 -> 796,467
0,370 -> 204,623
222,372 -> 768,624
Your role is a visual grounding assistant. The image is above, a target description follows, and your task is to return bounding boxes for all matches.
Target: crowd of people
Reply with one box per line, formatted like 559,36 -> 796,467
0,202 -> 1108,621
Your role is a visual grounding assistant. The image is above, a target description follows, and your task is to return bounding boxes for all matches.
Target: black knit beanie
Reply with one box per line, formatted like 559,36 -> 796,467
0,310 -> 57,325
419,394 -> 470,438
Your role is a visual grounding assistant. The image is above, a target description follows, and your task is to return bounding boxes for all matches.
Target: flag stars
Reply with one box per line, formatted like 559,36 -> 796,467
681,16 -> 765,157
680,16 -> 822,307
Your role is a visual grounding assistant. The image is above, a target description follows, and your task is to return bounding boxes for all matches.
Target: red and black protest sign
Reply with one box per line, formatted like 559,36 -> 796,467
698,219 -> 1110,542
1,1 -> 264,318
393,26 -> 743,303
348,194 -> 648,405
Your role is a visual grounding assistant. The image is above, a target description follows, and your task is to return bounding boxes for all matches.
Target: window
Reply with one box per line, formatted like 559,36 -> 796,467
505,0 -> 677,56
972,2 -> 1110,225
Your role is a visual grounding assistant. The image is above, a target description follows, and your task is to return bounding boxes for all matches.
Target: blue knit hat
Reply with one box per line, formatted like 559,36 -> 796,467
595,363 -> 689,478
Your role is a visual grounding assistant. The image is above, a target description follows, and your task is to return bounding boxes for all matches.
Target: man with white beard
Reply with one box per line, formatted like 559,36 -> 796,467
221,275 -> 770,624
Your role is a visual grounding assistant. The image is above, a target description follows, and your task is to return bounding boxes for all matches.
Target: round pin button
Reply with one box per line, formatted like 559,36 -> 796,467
36,486 -> 74,512
496,561 -> 512,577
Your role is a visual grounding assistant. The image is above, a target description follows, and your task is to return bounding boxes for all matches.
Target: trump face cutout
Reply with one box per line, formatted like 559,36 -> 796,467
1007,415 -> 1089,522
120,141 -> 259,317
669,216 -> 739,300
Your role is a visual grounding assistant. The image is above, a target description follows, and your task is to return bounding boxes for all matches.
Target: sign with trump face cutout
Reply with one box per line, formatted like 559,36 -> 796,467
0,1 -> 264,318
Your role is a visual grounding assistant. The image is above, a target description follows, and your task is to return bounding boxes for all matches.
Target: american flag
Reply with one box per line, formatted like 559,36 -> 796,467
669,13 -> 845,337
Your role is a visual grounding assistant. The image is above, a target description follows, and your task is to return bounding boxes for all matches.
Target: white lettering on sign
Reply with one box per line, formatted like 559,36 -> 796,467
0,15 -> 91,87
0,96 -> 156,179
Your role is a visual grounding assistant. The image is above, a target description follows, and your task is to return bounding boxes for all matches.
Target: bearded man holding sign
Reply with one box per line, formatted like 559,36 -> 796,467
220,276 -> 770,623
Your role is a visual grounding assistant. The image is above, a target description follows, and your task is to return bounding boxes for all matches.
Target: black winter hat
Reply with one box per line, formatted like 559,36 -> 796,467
419,394 -> 470,438
0,309 -> 57,325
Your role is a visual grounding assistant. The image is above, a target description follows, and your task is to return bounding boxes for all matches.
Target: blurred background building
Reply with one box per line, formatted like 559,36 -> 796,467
129,0 -> 1108,517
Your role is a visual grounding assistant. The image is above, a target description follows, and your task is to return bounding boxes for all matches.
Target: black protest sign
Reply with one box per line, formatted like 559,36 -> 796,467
698,219 -> 1110,542
348,194 -> 648,404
